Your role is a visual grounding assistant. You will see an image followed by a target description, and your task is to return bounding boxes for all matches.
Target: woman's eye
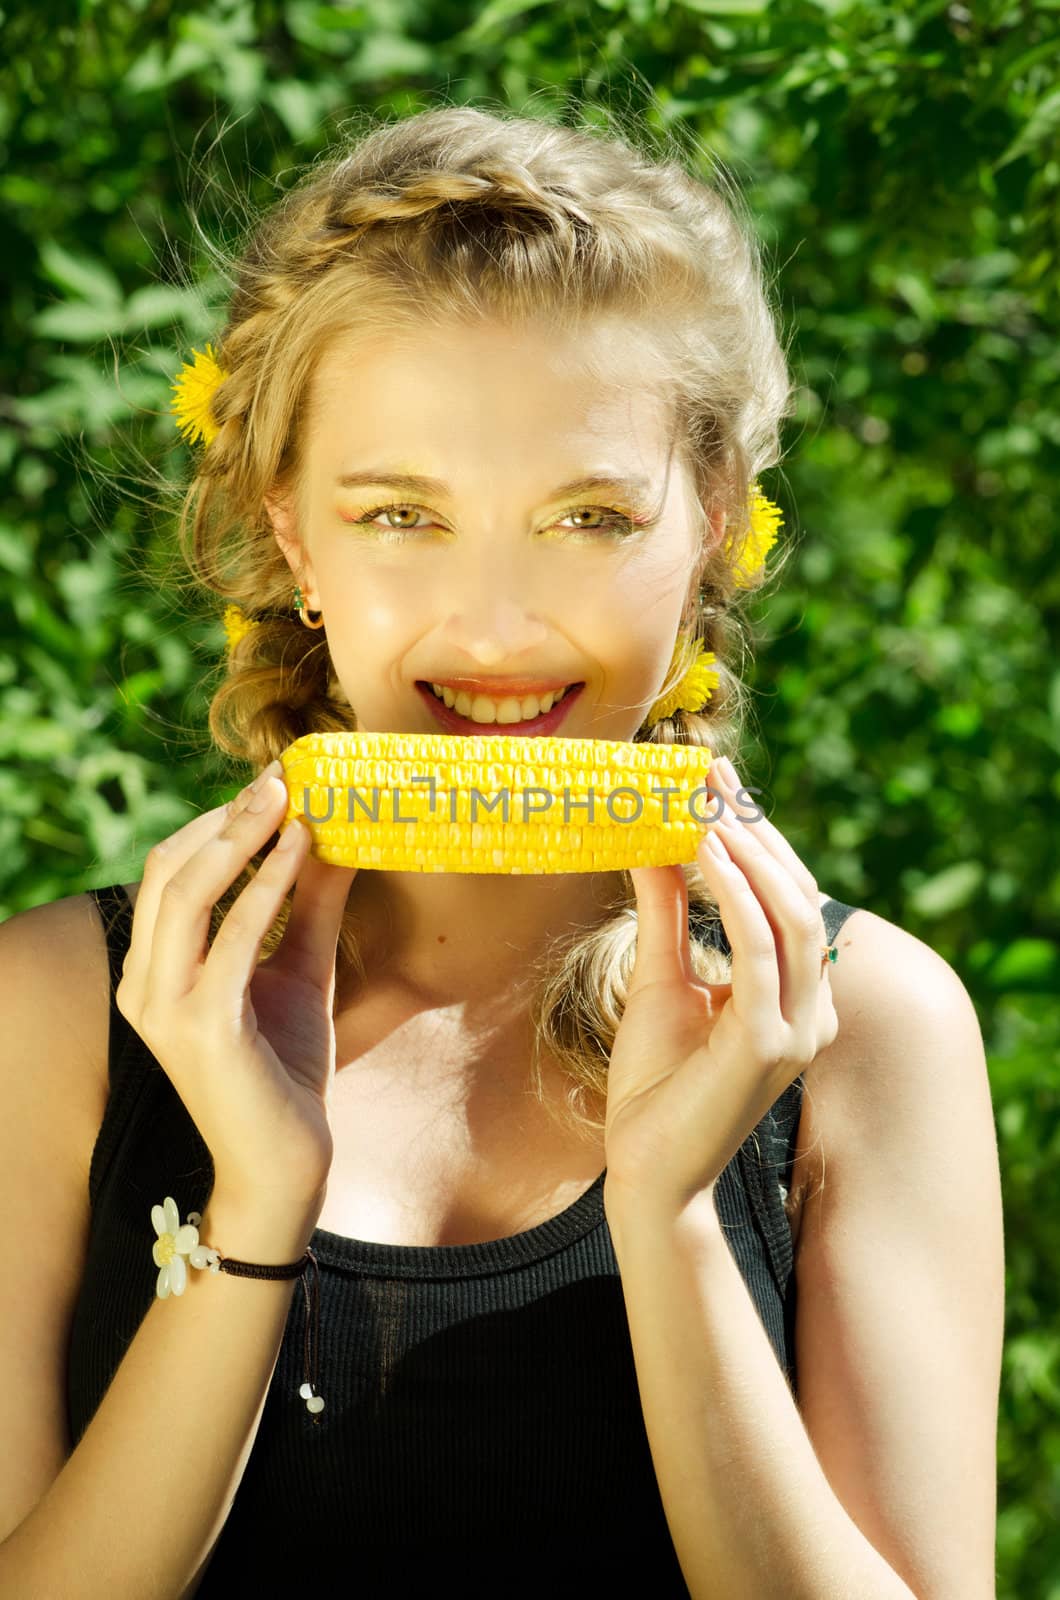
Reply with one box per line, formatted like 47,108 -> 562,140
347,502 -> 435,534
556,507 -> 636,534
341,502 -> 640,537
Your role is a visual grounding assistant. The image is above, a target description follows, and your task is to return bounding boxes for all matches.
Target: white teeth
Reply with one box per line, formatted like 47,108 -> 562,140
428,682 -> 573,723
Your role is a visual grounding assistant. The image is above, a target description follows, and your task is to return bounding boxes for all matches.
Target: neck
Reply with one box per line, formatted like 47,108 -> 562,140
337,866 -> 627,1009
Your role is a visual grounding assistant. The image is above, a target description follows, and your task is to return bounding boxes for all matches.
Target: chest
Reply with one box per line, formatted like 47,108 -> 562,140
316,991 -> 811,1253
315,999 -> 608,1248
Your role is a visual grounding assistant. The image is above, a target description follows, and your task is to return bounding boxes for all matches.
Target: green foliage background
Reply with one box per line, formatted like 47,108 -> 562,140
2,1 -> 1058,1591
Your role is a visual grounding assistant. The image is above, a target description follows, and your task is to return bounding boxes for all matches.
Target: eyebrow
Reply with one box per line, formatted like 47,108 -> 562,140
334,468 -> 659,505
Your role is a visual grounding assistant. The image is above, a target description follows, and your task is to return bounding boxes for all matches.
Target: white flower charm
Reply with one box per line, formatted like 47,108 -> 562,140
151,1196 -> 220,1298
299,1382 -> 325,1415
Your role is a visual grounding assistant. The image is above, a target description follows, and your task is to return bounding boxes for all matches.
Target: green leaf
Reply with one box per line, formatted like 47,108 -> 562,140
994,87 -> 1060,171
123,283 -> 205,331
349,34 -> 435,79
38,240 -> 122,307
268,80 -> 327,143
908,862 -> 984,918
55,561 -> 111,634
681,0 -> 770,11
123,41 -> 168,94
458,0 -> 563,42
932,701 -> 982,738
31,302 -> 125,342
0,523 -> 35,577
988,940 -> 1060,992
117,668 -> 166,707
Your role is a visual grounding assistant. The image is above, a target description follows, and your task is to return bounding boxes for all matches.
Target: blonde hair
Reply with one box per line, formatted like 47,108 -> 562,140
171,99 -> 801,1151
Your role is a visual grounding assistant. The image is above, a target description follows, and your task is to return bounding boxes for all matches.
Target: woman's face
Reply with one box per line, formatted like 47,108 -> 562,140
270,316 -> 711,742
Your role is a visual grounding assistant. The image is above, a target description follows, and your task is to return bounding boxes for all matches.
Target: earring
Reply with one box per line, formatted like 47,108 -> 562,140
642,628 -> 720,730
293,584 -> 325,631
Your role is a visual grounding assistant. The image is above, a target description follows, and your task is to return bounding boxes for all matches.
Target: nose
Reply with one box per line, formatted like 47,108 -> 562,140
439,595 -> 549,667
437,543 -> 551,663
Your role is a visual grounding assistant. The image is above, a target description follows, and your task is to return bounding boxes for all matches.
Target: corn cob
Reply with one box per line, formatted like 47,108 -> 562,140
278,730 -> 715,874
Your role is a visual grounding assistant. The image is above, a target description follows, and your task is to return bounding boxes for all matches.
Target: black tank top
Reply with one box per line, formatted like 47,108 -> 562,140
67,885 -> 860,1594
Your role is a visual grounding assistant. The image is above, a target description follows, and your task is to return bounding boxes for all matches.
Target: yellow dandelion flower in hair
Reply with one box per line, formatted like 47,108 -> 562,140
650,628 -> 721,723
171,343 -> 228,447
222,604 -> 259,651
730,483 -> 784,589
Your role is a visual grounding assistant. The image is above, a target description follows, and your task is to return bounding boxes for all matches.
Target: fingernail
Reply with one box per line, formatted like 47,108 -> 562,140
250,757 -> 283,792
718,756 -> 739,786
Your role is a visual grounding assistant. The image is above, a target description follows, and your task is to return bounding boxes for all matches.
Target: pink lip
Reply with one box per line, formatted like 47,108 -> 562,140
416,680 -> 584,736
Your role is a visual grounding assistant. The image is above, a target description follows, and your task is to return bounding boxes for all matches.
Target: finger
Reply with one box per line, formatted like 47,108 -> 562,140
712,760 -> 820,913
709,813 -> 823,1041
147,777 -> 292,1008
119,788 -> 265,1010
697,826 -> 783,1025
628,863 -> 698,990
195,814 -> 329,1005
270,839 -> 359,990
711,761 -> 827,989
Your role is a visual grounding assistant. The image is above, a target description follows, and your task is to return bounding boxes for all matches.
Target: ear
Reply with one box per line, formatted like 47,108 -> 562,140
683,504 -> 727,612
264,486 -> 320,606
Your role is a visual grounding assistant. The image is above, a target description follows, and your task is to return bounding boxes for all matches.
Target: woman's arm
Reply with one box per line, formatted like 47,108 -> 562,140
603,913 -> 1003,1600
605,1185 -> 919,1600
0,1188 -> 323,1600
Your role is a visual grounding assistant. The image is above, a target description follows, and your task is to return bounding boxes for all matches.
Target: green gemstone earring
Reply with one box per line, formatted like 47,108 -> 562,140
293,585 -> 325,630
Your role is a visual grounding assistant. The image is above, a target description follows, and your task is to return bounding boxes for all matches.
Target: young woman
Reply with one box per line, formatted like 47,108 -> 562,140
0,105 -> 1003,1598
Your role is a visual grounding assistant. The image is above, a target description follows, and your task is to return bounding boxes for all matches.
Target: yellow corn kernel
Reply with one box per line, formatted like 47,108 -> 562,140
278,730 -> 716,874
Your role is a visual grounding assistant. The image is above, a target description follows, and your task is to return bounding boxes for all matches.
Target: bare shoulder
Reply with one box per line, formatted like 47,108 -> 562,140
788,904 -> 1002,1596
789,895 -> 987,1248
0,880 -> 144,1160
2,891 -> 110,1143
0,883 -> 145,1537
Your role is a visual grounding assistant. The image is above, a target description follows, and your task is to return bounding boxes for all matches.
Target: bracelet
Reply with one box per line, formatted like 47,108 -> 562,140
151,1196 -> 324,1421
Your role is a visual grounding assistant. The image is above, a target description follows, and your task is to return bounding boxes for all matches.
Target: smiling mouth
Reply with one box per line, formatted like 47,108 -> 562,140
416,680 -> 585,729
419,680 -> 582,718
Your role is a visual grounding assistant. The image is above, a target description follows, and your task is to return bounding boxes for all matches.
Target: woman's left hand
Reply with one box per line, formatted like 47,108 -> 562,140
603,757 -> 839,1215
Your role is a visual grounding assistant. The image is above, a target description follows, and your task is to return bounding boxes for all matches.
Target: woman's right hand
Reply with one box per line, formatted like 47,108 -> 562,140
115,759 -> 358,1209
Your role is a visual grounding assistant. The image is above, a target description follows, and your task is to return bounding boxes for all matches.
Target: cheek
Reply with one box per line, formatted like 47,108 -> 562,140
603,612 -> 687,714
321,561 -> 438,634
